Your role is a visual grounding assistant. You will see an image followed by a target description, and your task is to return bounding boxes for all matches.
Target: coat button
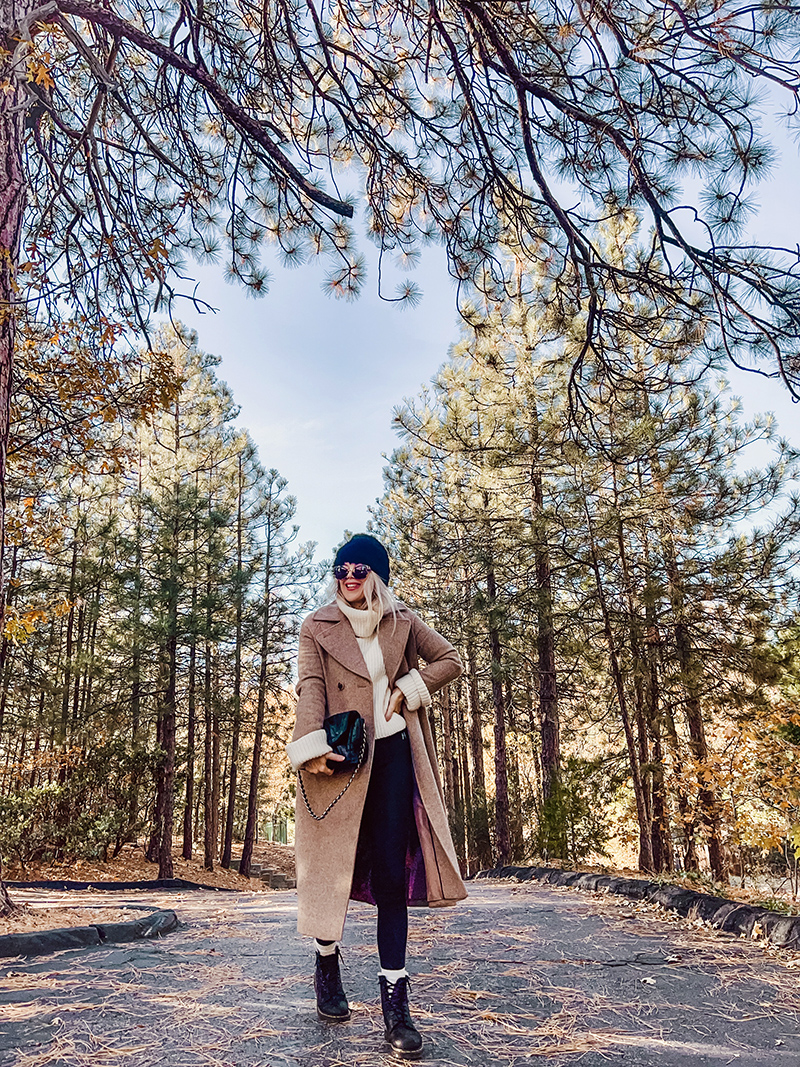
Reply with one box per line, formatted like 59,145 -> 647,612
338,682 -> 344,690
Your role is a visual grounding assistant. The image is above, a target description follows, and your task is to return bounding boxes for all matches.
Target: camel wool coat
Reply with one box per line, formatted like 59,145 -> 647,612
289,602 -> 468,941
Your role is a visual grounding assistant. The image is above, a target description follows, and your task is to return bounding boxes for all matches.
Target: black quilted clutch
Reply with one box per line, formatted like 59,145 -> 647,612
325,710 -> 367,772
298,710 -> 368,821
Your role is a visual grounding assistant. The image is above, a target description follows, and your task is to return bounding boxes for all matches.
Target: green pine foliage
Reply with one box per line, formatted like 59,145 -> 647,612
0,325 -> 313,878
373,257 -> 800,882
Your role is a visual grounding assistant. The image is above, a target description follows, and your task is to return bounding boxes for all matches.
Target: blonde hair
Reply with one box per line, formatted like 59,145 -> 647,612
324,569 -> 400,623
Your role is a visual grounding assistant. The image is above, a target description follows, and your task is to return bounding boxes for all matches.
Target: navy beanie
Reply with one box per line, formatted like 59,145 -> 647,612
334,534 -> 390,585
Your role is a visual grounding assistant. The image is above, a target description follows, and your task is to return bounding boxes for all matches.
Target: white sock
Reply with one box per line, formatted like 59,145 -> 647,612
379,967 -> 408,984
315,939 -> 338,957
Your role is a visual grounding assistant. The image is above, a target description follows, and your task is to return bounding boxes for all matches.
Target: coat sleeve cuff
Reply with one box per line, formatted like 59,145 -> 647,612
395,668 -> 432,711
285,730 -> 332,771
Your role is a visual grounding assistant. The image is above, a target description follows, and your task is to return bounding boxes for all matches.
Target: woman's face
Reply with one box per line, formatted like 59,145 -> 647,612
337,563 -> 369,608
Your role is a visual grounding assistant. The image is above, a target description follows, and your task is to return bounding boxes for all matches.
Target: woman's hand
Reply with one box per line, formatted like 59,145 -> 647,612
386,687 -> 407,721
302,753 -> 345,776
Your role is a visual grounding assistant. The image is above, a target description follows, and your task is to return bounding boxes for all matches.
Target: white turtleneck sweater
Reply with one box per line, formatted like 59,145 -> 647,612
336,597 -> 407,740
286,599 -> 432,770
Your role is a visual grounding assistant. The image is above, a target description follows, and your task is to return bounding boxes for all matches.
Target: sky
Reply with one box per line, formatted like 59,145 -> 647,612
174,131 -> 800,564
176,244 -> 463,560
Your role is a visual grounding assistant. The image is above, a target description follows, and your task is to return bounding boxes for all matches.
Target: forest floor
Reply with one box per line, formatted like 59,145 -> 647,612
4,847 -> 798,937
1,842 -> 296,936
2,879 -> 800,1066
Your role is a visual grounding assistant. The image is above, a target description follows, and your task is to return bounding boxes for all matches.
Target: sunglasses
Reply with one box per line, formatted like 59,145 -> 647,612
334,563 -> 372,581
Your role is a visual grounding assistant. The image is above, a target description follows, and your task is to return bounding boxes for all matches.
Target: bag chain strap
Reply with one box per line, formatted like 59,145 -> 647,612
298,730 -> 367,821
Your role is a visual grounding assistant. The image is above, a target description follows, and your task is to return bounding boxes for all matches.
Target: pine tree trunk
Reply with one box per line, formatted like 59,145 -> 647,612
128,454 -> 143,836
0,872 -> 16,918
0,7 -> 28,652
457,684 -> 473,872
644,577 -> 673,873
203,635 -> 214,871
531,467 -> 560,803
613,503 -> 659,864
240,539 -> 272,878
182,486 -> 199,859
659,697 -> 700,870
28,728 -> 40,789
211,652 -> 221,854
222,457 -> 244,868
504,678 -> 525,857
221,684 -> 241,868
486,565 -> 511,866
153,407 -> 182,879
203,494 -> 217,871
159,604 -> 178,879
146,699 -> 163,862
650,726 -> 672,872
585,511 -> 654,872
646,422 -> 725,878
450,678 -> 467,871
71,595 -> 86,728
183,630 -> 196,860
466,639 -> 492,870
59,535 -> 79,747
0,543 -> 19,738
441,684 -> 455,816
662,544 -> 726,880
79,586 -> 100,724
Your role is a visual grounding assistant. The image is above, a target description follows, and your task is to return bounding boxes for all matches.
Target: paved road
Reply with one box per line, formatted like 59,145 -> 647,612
1,879 -> 798,1066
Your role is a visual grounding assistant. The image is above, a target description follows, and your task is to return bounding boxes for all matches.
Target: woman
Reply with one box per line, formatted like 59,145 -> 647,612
286,534 -> 467,1060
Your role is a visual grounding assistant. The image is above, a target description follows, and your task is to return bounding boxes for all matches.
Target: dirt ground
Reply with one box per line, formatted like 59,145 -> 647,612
0,901 -> 149,937
3,880 -> 800,1067
4,844 -> 798,939
1,841 -> 295,935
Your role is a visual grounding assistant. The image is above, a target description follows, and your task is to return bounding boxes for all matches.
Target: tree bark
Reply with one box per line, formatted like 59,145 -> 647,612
0,13 -> 27,647
643,570 -> 673,873
59,534 -> 79,747
662,542 -> 726,880
0,867 -> 17,917
183,626 -> 197,860
211,651 -> 221,855
221,456 -> 244,867
450,676 -> 467,872
154,402 -> 181,879
465,638 -> 492,871
531,466 -> 560,803
240,526 -> 272,878
128,450 -> 143,837
159,587 -> 178,879
646,412 -> 726,879
0,543 -> 19,738
661,699 -> 701,872
585,507 -> 654,872
486,565 -> 511,866
203,633 -> 214,870
441,683 -> 455,816
146,666 -> 165,863
182,477 -> 200,859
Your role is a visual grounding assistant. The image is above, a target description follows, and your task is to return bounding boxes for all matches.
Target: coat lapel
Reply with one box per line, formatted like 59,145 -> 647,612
313,603 -> 412,685
314,605 -> 370,680
378,613 -> 412,685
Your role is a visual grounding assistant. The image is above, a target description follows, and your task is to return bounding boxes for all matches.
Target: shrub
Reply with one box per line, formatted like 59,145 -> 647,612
534,756 -> 622,866
0,738 -> 156,869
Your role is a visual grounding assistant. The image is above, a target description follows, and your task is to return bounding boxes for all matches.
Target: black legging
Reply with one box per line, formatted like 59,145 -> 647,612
320,729 -> 414,970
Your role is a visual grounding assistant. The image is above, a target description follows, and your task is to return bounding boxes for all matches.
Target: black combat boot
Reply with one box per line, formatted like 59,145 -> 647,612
379,975 -> 423,1059
314,948 -> 351,1021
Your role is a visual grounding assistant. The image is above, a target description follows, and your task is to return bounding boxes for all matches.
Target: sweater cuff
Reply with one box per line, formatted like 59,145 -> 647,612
286,730 -> 332,771
395,669 -> 432,711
